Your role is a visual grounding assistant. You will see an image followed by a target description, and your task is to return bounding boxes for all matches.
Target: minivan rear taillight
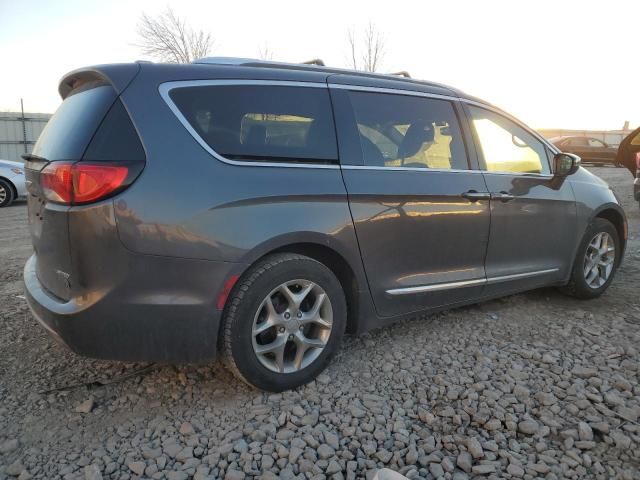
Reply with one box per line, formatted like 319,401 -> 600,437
41,162 -> 132,205
635,152 -> 640,170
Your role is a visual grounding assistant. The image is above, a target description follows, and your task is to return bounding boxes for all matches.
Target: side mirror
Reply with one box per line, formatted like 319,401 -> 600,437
553,153 -> 580,177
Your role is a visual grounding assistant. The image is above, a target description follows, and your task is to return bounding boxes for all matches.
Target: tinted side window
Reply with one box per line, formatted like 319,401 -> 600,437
348,91 -> 468,170
32,85 -> 116,161
468,106 -> 550,175
169,85 -> 338,163
83,99 -> 145,161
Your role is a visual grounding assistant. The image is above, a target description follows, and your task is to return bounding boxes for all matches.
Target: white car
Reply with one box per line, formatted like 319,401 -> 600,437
0,159 -> 27,207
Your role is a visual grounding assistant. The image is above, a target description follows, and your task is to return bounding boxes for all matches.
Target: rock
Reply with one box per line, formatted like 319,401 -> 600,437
167,472 -> 189,480
610,431 -> 632,449
375,449 -> 393,463
529,463 -> 550,474
457,451 -> 472,473
350,406 -> 366,418
0,439 -> 19,454
471,464 -> 495,475
578,422 -> 593,441
276,428 -> 295,441
318,444 -> 336,460
429,463 -> 445,478
326,460 -> 341,475
406,448 -> 418,465
233,439 -> 248,453
518,419 -> 539,435
466,438 -> 484,459
507,464 -> 524,477
513,385 -> 530,402
604,391 -> 625,407
617,406 -> 639,422
5,463 -> 24,477
164,443 -> 183,458
484,419 -> 501,431
572,366 -> 598,378
75,398 -> 95,414
128,461 -> 146,476
84,465 -> 103,480
179,422 -> 195,435
316,374 -> 330,384
452,473 -> 469,480
441,457 -> 455,473
175,446 -> 193,461
325,431 -> 339,450
535,392 -> 557,406
224,470 -> 244,480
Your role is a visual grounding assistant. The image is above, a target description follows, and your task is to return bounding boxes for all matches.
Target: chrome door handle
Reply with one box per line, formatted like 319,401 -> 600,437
492,191 -> 515,202
461,190 -> 491,202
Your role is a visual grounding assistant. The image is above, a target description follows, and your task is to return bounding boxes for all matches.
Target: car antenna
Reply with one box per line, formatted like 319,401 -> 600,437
390,71 -> 411,78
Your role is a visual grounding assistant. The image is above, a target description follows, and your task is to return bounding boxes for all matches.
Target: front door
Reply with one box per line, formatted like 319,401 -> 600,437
332,87 -> 491,317
465,104 -> 576,295
617,127 -> 640,174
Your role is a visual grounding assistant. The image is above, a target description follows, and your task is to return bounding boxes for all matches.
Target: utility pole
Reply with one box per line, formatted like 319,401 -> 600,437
20,98 -> 28,154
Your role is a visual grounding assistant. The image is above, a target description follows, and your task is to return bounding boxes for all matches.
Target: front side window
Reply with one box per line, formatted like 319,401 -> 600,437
169,85 -> 338,163
348,91 -> 469,170
567,137 -> 589,147
468,106 -> 550,174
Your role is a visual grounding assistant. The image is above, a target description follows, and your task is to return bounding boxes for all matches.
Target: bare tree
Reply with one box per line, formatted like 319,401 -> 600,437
347,22 -> 385,72
136,8 -> 214,63
258,43 -> 274,61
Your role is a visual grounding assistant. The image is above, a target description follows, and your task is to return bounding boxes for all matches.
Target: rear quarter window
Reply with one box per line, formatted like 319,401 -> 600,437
32,85 -> 117,161
167,85 -> 338,164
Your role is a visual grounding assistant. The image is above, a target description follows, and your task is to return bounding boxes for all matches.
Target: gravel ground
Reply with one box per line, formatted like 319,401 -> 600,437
1,166 -> 639,480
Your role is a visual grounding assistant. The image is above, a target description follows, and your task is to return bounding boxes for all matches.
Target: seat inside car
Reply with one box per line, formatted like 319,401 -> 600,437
398,120 -> 435,167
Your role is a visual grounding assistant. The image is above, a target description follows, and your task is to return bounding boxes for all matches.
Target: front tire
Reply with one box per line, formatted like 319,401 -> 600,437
221,253 -> 346,392
561,218 -> 620,299
0,179 -> 15,207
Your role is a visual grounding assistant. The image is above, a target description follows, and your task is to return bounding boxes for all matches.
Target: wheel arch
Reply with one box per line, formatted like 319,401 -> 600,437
592,204 -> 627,263
0,176 -> 17,199
225,233 -> 370,335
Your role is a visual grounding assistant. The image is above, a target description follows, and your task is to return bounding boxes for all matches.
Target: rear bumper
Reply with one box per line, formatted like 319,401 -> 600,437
24,253 -> 243,363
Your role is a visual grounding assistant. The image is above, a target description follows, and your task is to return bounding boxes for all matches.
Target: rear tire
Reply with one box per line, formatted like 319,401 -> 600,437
0,179 -> 15,207
561,218 -> 620,299
221,253 -> 346,392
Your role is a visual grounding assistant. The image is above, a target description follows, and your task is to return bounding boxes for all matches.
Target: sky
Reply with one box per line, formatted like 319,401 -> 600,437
0,0 -> 638,131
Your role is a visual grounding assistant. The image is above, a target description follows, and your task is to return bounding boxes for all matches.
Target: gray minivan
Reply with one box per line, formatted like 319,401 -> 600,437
24,58 -> 626,391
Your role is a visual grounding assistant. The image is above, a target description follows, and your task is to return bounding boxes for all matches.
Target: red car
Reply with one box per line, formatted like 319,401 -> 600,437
616,127 -> 640,206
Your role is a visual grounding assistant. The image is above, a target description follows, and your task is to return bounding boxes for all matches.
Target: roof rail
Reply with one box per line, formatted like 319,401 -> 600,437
301,59 -> 325,66
390,71 -> 411,78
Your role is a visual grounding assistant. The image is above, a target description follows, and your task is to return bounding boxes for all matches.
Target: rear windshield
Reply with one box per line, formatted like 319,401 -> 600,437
169,85 -> 338,163
32,85 -> 116,161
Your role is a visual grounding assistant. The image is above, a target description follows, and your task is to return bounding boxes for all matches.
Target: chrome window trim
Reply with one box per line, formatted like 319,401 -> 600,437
462,99 -> 560,155
158,80 -> 340,170
386,268 -> 559,295
330,84 -> 477,173
329,84 -> 557,177
328,83 -> 460,102
462,99 -> 559,177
